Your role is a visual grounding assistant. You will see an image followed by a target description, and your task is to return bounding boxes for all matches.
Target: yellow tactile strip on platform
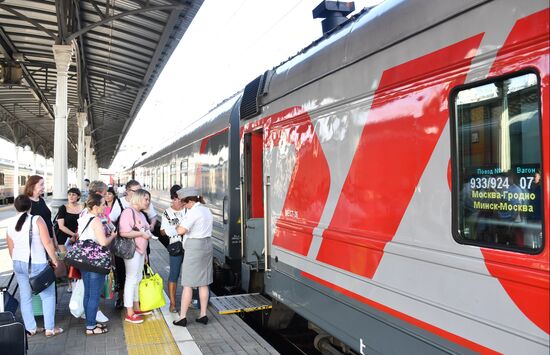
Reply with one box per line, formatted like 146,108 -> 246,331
122,310 -> 180,355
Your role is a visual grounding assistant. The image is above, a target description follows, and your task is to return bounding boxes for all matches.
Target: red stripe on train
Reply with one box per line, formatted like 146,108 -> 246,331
316,34 -> 484,278
267,109 -> 331,255
301,272 -> 500,354
481,9 -> 550,334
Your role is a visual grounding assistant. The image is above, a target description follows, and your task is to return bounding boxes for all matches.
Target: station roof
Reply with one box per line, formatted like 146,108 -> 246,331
0,0 -> 203,168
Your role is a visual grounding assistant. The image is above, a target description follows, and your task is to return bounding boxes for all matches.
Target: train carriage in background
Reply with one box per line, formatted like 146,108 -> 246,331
0,160 -> 53,203
129,94 -> 243,282
122,0 -> 549,353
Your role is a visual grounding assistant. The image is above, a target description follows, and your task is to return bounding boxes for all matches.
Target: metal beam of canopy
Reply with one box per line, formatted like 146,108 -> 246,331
0,0 -> 204,170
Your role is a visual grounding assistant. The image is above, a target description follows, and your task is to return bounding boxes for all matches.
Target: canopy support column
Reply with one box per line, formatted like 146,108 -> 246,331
51,44 -> 74,208
13,145 -> 19,200
44,157 -> 49,196
32,152 -> 37,174
91,152 -> 98,180
85,135 -> 92,181
77,112 -> 88,190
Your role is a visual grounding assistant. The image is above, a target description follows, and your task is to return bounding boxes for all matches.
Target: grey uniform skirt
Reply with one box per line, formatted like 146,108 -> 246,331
181,237 -> 213,287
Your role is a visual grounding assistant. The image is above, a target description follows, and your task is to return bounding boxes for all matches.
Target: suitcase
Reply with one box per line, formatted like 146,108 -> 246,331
1,273 -> 19,314
31,295 -> 43,316
0,311 -> 27,355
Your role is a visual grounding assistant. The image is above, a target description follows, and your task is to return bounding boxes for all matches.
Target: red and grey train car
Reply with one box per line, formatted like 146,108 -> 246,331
128,94 -> 243,279
125,0 -> 549,353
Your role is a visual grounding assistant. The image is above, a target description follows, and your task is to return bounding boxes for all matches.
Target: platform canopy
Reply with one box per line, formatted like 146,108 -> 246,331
0,0 -> 203,168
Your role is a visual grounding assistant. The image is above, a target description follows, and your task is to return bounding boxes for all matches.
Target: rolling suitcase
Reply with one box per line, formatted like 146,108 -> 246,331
1,273 -> 20,314
0,311 -> 27,355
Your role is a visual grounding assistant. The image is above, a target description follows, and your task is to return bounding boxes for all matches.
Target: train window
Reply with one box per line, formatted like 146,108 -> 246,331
452,72 -> 544,253
0,172 -> 4,185
157,167 -> 161,190
19,175 -> 27,186
170,163 -> 176,187
180,159 -> 188,188
163,166 -> 169,190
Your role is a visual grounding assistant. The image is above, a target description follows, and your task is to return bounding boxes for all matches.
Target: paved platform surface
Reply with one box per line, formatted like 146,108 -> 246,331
150,245 -> 278,355
0,204 -> 279,355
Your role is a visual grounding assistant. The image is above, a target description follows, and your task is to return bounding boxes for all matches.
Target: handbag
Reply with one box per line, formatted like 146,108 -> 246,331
164,210 -> 184,256
65,217 -> 112,275
67,265 -> 81,279
52,209 -> 60,241
53,251 -> 68,278
101,271 -> 115,300
112,209 -> 137,259
1,273 -> 19,314
112,236 -> 136,259
138,264 -> 166,311
27,216 -> 56,294
53,261 -> 67,278
167,241 -> 183,256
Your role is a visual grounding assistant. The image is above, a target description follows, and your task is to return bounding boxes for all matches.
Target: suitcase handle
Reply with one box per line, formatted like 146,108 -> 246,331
5,273 -> 18,294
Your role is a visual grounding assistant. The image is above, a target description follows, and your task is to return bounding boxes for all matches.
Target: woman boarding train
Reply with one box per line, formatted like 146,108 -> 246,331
173,187 -> 213,327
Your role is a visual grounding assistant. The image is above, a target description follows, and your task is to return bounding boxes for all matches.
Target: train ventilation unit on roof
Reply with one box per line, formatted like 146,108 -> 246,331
240,70 -> 272,120
313,1 -> 355,35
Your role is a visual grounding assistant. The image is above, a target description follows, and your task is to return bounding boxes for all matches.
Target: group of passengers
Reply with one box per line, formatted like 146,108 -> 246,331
6,174 -> 213,338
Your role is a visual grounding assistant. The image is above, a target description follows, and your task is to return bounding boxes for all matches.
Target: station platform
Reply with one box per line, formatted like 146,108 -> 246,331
0,206 -> 279,355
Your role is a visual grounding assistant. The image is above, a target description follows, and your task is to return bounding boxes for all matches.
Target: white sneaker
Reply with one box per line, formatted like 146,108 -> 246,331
96,310 -> 109,323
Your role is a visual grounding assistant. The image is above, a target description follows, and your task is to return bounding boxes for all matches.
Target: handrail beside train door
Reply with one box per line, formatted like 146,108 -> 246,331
263,175 -> 271,272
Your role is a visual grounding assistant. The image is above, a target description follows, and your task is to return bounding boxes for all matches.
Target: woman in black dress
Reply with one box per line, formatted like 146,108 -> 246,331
24,175 -> 58,249
56,187 -> 83,254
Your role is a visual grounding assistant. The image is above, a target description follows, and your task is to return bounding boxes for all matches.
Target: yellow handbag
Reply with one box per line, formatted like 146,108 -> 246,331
138,264 -> 166,311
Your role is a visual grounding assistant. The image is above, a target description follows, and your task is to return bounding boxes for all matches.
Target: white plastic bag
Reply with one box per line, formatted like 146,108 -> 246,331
69,279 -> 84,318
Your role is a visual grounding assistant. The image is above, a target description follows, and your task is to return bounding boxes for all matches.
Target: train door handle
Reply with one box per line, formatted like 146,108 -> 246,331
222,196 -> 228,224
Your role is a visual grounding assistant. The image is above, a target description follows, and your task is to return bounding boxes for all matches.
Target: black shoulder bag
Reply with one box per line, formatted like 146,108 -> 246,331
111,209 -> 137,259
28,216 -> 57,294
52,208 -> 60,240
165,210 -> 184,257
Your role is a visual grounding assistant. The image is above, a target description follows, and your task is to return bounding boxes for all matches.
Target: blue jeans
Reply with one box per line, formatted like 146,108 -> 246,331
168,254 -> 183,283
13,261 -> 56,332
81,271 -> 106,329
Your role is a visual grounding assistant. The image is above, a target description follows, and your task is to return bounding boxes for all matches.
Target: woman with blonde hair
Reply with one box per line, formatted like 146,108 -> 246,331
7,195 -> 63,337
118,189 -> 154,324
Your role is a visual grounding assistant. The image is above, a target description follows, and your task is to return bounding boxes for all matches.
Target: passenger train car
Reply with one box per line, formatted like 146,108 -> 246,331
0,159 -> 53,203
127,94 -> 242,279
122,0 -> 549,353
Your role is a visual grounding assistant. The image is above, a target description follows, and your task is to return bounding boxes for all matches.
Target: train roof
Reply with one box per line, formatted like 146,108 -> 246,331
135,93 -> 241,167
262,0 -> 488,105
132,0 -> 491,169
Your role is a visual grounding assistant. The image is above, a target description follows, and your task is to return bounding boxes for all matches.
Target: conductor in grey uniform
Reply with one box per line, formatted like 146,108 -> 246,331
173,187 -> 213,327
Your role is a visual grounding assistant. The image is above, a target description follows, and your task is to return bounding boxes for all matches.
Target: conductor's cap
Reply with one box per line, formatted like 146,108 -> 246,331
176,187 -> 201,199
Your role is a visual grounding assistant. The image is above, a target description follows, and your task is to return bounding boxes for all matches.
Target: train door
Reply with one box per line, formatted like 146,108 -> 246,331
242,129 -> 265,290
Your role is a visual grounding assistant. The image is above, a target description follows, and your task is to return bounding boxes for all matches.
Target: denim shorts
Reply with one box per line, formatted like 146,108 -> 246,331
168,254 -> 184,283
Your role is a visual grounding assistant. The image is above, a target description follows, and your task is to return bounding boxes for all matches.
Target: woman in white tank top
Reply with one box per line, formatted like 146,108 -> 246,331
6,195 -> 62,337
